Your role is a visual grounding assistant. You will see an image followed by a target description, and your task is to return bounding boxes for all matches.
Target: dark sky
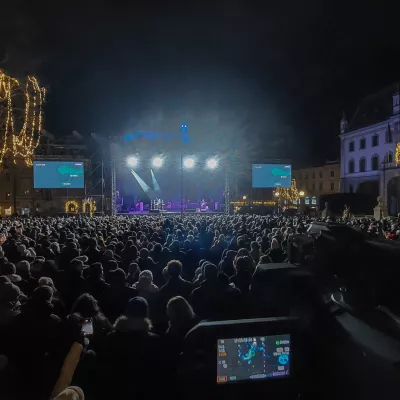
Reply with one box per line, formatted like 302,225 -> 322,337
2,0 -> 400,166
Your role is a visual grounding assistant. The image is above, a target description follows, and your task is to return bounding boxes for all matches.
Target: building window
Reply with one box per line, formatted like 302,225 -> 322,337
312,172 -> 315,179
312,183 -> 315,191
384,151 -> 393,164
330,182 -> 335,191
319,171 -> 323,178
5,172 -> 10,181
330,170 -> 334,177
349,184 -> 354,193
360,138 -> 366,149
348,159 -> 355,173
386,126 -> 393,143
304,172 -> 308,179
319,182 -> 323,191
372,135 -> 379,147
359,158 -> 366,172
371,155 -> 379,171
6,192 -> 11,200
349,141 -> 355,152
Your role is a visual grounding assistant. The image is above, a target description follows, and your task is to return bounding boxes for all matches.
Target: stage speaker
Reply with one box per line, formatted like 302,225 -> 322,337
185,208 -> 197,213
149,209 -> 161,214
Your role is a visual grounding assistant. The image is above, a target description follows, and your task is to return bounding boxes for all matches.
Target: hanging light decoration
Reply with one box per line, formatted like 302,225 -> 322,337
0,70 -> 46,167
82,198 -> 96,216
395,142 -> 400,163
65,200 -> 79,213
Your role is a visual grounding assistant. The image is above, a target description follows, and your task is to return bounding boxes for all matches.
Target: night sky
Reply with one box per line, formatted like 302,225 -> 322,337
2,1 -> 400,167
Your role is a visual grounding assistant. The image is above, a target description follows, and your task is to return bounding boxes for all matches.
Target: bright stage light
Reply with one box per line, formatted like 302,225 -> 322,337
183,157 -> 195,169
206,158 -> 218,169
152,156 -> 163,168
126,156 -> 139,167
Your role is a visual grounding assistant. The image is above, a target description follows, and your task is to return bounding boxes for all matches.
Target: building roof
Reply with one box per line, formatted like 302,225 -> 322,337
293,160 -> 339,171
348,82 -> 399,131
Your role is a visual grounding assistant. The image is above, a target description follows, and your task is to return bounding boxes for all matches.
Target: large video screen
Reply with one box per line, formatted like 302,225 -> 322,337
252,164 -> 292,188
217,334 -> 291,383
33,161 -> 85,189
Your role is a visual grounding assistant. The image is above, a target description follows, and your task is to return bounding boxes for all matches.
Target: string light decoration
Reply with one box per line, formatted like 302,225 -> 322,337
275,179 -> 300,203
65,200 -> 79,213
82,198 -> 96,216
395,142 -> 400,163
0,70 -> 46,167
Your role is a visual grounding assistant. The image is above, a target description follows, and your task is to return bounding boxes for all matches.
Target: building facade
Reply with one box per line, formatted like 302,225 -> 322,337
340,83 -> 400,215
292,161 -> 340,205
0,133 -> 93,216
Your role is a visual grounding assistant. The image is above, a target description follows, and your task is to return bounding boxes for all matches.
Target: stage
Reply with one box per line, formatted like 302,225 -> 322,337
116,210 -> 226,216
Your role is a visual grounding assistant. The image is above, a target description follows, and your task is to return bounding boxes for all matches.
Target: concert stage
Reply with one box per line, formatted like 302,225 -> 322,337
117,210 -> 226,216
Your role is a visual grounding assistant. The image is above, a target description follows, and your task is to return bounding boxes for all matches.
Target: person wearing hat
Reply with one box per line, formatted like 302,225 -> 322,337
97,297 -> 166,399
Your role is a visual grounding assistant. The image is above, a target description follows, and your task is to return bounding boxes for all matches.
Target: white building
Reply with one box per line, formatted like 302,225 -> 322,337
340,83 -> 400,215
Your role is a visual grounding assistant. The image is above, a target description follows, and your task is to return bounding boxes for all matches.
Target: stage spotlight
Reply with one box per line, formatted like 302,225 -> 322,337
206,158 -> 218,169
152,156 -> 164,168
126,156 -> 139,167
183,157 -> 195,169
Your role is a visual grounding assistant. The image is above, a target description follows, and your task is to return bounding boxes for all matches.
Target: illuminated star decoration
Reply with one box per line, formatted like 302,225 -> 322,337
0,70 -> 46,167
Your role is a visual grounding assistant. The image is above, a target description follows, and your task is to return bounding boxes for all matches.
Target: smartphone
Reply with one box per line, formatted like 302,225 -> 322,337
81,318 -> 93,336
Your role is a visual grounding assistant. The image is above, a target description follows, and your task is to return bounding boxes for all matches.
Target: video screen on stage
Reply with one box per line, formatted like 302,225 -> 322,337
252,164 -> 292,188
33,161 -> 85,189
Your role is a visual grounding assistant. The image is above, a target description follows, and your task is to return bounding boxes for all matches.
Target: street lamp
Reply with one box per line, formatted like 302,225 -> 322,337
299,190 -> 305,197
243,195 -> 247,200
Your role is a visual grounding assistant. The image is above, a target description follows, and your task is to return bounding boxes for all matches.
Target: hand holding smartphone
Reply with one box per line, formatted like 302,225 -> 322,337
81,318 -> 93,336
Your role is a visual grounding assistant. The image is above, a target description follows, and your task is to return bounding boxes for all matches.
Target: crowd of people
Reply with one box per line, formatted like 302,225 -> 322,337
0,212 -> 397,399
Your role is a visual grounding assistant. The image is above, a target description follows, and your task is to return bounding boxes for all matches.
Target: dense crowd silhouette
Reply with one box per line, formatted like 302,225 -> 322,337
0,213 -> 397,399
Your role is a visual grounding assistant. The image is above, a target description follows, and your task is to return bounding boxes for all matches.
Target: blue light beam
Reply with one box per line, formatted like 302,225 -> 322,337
150,169 -> 161,193
130,170 -> 152,194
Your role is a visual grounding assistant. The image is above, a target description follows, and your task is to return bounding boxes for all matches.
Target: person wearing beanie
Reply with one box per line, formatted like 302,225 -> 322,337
3,262 -> 22,283
132,270 -> 159,301
98,296 -> 165,399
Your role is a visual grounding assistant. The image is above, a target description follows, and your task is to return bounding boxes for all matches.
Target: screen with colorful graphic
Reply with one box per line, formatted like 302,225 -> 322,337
252,164 -> 292,188
217,334 -> 291,383
33,161 -> 85,189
